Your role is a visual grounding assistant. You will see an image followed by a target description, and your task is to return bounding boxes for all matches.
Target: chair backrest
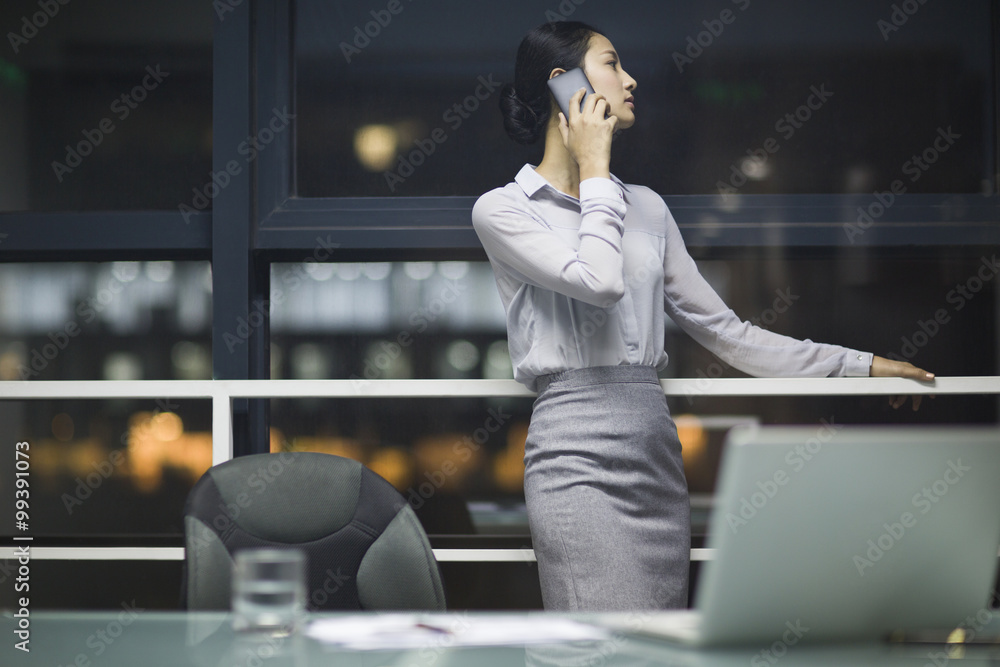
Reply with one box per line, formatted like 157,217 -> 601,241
183,451 -> 445,611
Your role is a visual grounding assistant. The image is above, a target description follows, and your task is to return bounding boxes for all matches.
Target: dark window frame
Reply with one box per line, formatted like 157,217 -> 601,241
256,0 -> 1000,255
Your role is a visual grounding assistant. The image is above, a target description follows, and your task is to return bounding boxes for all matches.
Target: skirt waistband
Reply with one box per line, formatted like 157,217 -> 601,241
535,365 -> 661,394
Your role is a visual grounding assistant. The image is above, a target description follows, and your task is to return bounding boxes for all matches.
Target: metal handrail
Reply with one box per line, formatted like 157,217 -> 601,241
0,376 -> 994,463
2,376 -> 996,564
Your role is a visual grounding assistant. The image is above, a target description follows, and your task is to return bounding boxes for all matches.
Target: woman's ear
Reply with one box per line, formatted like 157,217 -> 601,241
548,67 -> 566,81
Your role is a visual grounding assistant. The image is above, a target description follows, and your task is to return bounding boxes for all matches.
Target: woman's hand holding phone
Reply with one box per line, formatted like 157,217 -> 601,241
558,87 -> 618,181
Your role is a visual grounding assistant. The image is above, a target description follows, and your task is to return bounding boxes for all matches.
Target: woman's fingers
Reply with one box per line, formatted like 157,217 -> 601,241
560,88 -> 615,169
887,393 -> 935,411
570,87 -> 613,126
586,95 -> 616,127
901,363 -> 934,382
557,111 -> 569,145
870,355 -> 934,381
568,87 -> 587,119
872,355 -> 934,411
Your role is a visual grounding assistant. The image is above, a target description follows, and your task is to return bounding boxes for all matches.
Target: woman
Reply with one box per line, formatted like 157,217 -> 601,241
471,21 -> 934,611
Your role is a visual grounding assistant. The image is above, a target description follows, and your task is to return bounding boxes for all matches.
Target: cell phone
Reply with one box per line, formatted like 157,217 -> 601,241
547,67 -> 596,119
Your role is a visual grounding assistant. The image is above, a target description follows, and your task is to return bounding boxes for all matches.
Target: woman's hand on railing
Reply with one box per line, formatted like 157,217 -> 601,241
870,355 -> 935,410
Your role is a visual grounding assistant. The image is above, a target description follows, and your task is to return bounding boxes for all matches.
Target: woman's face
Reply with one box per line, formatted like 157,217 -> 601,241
580,33 -> 638,129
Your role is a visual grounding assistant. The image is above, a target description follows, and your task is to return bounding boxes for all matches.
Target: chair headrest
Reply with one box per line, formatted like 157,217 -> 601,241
206,452 -> 363,543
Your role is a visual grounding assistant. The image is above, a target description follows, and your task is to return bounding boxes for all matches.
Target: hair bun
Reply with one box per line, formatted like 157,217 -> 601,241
500,21 -> 598,146
500,82 -> 545,145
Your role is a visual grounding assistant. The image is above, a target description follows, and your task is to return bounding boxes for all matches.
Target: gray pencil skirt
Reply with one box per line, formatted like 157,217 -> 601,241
524,365 -> 691,611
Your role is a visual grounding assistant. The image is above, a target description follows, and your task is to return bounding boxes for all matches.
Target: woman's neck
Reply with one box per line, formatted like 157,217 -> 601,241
534,121 -> 583,199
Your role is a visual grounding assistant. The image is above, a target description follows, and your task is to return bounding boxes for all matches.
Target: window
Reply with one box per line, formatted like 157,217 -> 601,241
294,0 -> 993,197
0,0 -> 212,211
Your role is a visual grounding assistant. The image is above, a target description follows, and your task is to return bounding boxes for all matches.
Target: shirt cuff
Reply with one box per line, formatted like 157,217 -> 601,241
845,350 -> 874,377
580,177 -> 625,205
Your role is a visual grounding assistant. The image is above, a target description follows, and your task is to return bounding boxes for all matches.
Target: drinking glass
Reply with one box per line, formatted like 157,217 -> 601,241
232,548 -> 306,635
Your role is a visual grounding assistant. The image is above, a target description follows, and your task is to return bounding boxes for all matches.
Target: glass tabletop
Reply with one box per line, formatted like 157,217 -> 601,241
2,610 -> 1000,666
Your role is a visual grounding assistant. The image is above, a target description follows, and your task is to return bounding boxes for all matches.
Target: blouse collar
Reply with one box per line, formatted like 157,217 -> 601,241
514,163 -> 629,200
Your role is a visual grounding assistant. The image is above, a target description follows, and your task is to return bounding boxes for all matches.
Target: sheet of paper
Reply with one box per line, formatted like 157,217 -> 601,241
306,613 -> 610,650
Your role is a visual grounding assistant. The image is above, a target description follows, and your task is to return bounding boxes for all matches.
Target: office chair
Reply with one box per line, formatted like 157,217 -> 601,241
182,451 -> 446,611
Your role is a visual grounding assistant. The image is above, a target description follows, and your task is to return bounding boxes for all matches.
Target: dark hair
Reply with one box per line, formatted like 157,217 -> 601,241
499,21 -> 603,145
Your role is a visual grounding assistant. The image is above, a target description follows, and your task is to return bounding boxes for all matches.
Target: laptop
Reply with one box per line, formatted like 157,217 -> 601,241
600,423 -> 1000,647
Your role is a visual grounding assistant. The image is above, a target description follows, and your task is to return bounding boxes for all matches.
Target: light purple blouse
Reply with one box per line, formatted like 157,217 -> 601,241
472,164 -> 873,391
